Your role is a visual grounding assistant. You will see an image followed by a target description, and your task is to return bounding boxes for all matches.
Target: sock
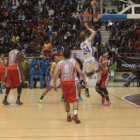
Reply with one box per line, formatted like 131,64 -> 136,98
73,110 -> 78,115
4,88 -> 10,100
17,95 -> 20,100
102,88 -> 109,101
4,95 -> 7,100
17,86 -> 22,100
67,112 -> 71,116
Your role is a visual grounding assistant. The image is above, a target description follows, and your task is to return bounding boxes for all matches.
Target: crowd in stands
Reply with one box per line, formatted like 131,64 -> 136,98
0,0 -> 140,87
107,19 -> 140,57
101,0 -> 140,58
117,0 -> 140,12
0,0 -> 83,55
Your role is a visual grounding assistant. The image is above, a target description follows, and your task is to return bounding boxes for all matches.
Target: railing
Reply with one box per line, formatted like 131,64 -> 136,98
117,53 -> 140,57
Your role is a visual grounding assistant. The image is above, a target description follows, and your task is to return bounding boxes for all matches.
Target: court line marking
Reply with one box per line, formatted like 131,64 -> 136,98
0,135 -> 140,138
122,94 -> 140,108
0,126 -> 140,130
109,93 -> 140,109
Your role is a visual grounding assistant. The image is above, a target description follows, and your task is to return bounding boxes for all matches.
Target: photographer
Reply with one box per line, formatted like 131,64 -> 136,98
124,63 -> 140,87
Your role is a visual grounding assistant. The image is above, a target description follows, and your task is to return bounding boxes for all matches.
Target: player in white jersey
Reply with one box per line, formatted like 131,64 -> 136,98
38,55 -> 60,103
80,23 -> 102,96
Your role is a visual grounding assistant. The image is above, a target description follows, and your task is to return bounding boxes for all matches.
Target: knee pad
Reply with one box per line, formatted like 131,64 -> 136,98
95,83 -> 102,93
102,88 -> 108,95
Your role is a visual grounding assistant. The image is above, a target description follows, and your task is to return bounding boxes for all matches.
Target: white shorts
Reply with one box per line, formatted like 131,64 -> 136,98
85,57 -> 100,77
46,78 -> 61,90
75,76 -> 80,87
50,78 -> 60,88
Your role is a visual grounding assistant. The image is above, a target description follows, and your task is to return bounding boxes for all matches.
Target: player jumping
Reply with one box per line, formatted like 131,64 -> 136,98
80,23 -> 102,97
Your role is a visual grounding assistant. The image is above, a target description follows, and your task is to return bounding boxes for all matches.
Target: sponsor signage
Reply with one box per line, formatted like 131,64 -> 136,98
117,56 -> 140,72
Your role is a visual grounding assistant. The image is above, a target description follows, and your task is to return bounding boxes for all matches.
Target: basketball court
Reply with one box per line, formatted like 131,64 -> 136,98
0,0 -> 140,140
0,82 -> 140,140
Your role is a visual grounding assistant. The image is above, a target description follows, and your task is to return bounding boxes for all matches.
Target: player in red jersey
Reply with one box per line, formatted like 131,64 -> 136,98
2,44 -> 25,105
96,50 -> 112,106
0,54 -> 7,93
53,48 -> 87,124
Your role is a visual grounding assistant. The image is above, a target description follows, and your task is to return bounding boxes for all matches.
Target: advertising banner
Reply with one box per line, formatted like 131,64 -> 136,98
117,56 -> 140,72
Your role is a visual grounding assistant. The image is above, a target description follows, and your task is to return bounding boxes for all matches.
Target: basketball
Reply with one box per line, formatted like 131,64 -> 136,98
90,1 -> 98,8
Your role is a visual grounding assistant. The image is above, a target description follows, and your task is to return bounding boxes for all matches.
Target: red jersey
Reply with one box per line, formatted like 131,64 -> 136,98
7,49 -> 21,87
58,58 -> 76,81
58,58 -> 78,103
99,56 -> 110,77
0,58 -> 7,72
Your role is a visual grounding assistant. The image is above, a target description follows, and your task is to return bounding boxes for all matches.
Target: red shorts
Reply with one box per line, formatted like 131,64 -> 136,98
7,66 -> 20,88
101,74 -> 110,88
61,81 -> 78,103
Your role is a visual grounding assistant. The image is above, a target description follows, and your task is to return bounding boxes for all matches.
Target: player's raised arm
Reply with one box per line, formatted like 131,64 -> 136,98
84,23 -> 96,42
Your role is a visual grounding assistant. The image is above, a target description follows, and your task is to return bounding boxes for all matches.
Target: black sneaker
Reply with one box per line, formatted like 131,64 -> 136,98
85,88 -> 90,97
3,99 -> 10,105
16,100 -> 23,105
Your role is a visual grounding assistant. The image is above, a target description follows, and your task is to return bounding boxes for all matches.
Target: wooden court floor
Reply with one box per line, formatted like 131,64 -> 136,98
0,82 -> 140,140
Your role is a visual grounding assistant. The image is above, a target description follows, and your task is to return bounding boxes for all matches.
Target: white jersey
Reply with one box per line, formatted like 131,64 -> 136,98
8,49 -> 22,82
8,49 -> 19,66
58,58 -> 76,81
80,39 -> 94,59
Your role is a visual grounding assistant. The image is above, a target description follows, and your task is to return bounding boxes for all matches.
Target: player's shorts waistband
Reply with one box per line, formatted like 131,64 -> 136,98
86,71 -> 94,77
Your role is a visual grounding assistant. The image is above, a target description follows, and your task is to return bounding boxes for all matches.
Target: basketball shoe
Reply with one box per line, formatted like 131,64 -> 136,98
103,101 -> 111,106
72,115 -> 81,124
102,96 -> 106,104
16,100 -> 23,105
67,116 -> 71,122
3,99 -> 10,105
38,99 -> 43,103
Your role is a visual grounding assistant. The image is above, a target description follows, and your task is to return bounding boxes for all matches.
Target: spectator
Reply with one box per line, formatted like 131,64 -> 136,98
94,31 -> 102,46
124,63 -> 140,87
42,40 -> 52,57
30,56 -> 40,68
39,55 -> 50,86
30,64 -> 43,88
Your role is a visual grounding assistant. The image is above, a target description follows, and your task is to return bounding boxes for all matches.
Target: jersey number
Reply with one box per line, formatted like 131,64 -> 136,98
83,47 -> 90,55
